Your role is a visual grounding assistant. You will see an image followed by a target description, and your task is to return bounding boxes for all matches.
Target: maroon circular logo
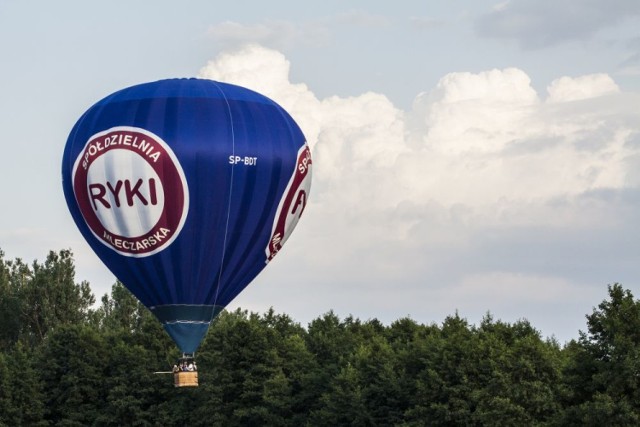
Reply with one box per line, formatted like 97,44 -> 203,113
72,126 -> 189,257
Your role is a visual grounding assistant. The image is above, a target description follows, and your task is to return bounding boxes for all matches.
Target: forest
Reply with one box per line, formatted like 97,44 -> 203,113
1,248 -> 639,426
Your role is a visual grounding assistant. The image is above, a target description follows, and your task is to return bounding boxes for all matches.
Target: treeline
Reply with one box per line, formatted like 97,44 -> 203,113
1,249 -> 640,426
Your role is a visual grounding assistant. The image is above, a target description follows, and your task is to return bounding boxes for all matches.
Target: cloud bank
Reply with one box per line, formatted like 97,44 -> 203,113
199,45 -> 640,341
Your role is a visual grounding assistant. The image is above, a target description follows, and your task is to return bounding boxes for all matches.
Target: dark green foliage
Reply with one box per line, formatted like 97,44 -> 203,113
0,344 -> 46,426
0,250 -> 27,349
0,249 -> 94,350
558,284 -> 640,425
39,325 -> 108,425
1,248 -> 640,425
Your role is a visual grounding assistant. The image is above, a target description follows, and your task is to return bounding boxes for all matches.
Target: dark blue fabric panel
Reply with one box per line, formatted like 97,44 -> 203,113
150,304 -> 224,322
163,322 -> 211,355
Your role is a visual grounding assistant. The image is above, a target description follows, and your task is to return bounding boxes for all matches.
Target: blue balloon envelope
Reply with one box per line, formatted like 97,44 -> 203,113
62,78 -> 312,353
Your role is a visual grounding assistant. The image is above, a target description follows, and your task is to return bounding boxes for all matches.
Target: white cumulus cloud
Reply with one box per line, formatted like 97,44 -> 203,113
200,45 -> 640,341
547,73 -> 620,103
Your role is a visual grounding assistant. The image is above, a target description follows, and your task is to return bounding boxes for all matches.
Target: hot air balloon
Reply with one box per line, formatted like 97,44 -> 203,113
61,78 -> 312,387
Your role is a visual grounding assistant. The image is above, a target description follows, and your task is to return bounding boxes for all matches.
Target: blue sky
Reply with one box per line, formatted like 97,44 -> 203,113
2,0 -> 640,342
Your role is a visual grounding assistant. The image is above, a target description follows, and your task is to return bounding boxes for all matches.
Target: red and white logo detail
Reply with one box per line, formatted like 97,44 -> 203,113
266,144 -> 312,262
72,126 -> 189,257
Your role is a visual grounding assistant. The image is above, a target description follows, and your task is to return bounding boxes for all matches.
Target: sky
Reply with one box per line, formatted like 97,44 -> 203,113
2,0 -> 640,343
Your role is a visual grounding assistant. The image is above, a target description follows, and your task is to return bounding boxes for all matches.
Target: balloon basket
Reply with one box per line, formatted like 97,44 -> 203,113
174,371 -> 198,387
173,353 -> 198,387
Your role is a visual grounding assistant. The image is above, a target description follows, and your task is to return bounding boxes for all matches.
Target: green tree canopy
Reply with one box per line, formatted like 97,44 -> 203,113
1,248 -> 640,425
